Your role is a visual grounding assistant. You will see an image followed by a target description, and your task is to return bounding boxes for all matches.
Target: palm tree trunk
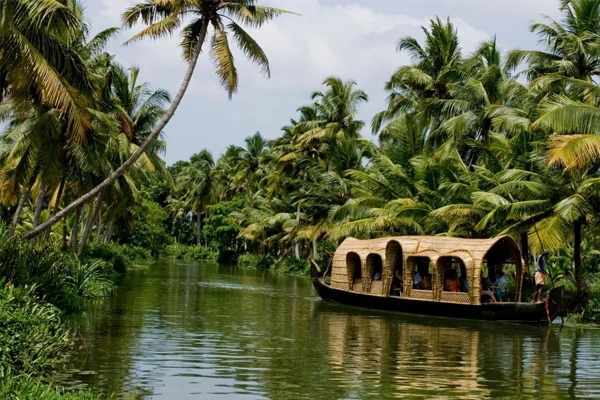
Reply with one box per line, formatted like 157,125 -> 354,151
45,178 -> 66,240
24,22 -> 209,240
104,220 -> 114,244
574,218 -> 586,295
520,232 -> 531,282
32,186 -> 46,229
9,182 -> 32,236
196,213 -> 202,247
96,211 -> 103,243
70,206 -> 82,254
312,237 -> 318,259
204,211 -> 208,247
78,190 -> 103,255
295,202 -> 301,259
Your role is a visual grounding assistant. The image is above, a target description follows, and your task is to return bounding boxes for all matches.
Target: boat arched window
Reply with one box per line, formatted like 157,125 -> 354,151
367,254 -> 384,295
410,257 -> 433,291
346,252 -> 362,292
439,257 -> 468,293
483,238 -> 524,302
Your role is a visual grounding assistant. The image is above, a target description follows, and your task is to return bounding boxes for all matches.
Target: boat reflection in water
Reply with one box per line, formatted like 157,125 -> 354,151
312,301 -> 568,399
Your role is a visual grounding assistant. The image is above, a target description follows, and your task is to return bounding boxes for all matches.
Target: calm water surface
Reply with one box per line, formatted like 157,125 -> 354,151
64,261 -> 600,399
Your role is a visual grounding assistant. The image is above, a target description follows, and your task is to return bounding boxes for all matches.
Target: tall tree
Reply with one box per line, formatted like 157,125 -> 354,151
24,0 -> 293,239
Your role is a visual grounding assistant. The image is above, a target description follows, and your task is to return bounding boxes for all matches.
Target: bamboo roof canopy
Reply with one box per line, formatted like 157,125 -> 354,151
330,235 -> 524,305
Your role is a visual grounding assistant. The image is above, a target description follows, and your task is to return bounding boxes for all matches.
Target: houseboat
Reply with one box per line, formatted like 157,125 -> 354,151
311,235 -> 564,324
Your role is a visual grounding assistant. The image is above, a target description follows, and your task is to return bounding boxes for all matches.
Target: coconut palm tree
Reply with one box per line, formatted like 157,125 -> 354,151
0,0 -> 93,139
24,0 -> 294,239
78,65 -> 171,253
372,17 -> 463,140
175,150 -> 217,246
508,0 -> 600,85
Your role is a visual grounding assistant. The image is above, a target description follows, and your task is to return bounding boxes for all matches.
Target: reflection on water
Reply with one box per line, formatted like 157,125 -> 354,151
63,261 -> 600,399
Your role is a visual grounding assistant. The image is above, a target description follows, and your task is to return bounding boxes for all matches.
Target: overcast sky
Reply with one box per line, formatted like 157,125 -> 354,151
85,0 -> 563,165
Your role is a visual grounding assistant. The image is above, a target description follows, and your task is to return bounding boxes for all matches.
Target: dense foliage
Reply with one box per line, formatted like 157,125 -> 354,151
0,1 -> 287,396
154,2 -> 600,323
4,5 -> 600,389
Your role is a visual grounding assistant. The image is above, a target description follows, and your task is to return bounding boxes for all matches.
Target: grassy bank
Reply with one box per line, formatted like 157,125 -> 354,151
0,227 -> 149,399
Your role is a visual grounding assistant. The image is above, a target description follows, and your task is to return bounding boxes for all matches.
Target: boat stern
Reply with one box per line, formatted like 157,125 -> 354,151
547,285 -> 564,323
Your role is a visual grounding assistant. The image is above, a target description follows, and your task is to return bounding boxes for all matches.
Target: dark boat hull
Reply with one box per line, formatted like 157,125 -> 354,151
311,263 -> 564,324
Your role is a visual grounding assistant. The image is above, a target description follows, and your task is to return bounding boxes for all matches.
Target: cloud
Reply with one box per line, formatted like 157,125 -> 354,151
85,0 -> 559,164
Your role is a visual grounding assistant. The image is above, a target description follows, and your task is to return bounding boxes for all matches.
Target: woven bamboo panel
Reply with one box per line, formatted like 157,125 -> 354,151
409,289 -> 433,301
440,292 -> 471,304
370,280 -> 383,295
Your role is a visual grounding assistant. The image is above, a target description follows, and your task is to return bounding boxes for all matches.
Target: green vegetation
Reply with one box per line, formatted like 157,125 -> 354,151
5,0 -> 600,396
0,282 -> 101,399
0,0 -> 288,396
0,373 -> 100,400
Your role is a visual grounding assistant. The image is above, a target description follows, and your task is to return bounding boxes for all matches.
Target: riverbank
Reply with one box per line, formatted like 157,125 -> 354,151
163,243 -> 316,276
0,228 -> 149,399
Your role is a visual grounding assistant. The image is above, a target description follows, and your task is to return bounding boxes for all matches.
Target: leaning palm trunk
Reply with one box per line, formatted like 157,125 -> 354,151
24,24 -> 208,240
9,182 -> 32,236
32,186 -> 46,229
78,190 -> 103,255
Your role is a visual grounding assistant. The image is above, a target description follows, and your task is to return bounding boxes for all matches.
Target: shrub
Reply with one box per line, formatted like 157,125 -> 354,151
204,198 -> 245,259
0,283 -> 73,377
278,257 -> 310,275
81,242 -> 150,274
0,230 -> 115,311
66,259 -> 114,299
237,254 -> 275,269
115,199 -> 172,256
164,244 -> 217,261
567,276 -> 600,324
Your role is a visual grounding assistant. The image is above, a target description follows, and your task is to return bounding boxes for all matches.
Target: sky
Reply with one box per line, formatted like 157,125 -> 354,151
85,0 -> 563,165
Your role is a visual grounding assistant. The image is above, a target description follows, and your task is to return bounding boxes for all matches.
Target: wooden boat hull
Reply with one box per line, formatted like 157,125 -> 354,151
311,262 -> 564,324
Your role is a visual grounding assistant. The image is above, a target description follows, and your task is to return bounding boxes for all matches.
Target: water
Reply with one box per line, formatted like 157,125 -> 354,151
63,261 -> 600,399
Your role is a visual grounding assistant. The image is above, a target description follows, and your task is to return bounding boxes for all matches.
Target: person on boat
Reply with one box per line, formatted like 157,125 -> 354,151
533,250 -> 549,302
413,269 -> 423,289
444,269 -> 461,292
480,277 -> 497,303
414,262 -> 431,290
491,270 -> 507,302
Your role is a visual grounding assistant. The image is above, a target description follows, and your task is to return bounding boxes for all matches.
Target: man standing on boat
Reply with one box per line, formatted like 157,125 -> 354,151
533,250 -> 549,302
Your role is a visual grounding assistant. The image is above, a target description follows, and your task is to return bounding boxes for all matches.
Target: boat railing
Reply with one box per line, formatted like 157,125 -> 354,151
440,292 -> 471,304
410,289 -> 434,301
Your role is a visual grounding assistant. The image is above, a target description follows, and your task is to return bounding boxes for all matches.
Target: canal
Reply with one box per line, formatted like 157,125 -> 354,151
64,261 -> 600,399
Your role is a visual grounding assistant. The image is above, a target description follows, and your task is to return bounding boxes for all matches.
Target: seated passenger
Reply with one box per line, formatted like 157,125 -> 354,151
480,277 -> 497,303
414,262 -> 430,290
444,269 -> 461,292
373,271 -> 382,281
491,270 -> 507,302
413,269 -> 423,289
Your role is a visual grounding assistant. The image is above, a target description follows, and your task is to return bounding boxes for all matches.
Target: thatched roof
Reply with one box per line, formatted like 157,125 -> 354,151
330,235 -> 524,305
